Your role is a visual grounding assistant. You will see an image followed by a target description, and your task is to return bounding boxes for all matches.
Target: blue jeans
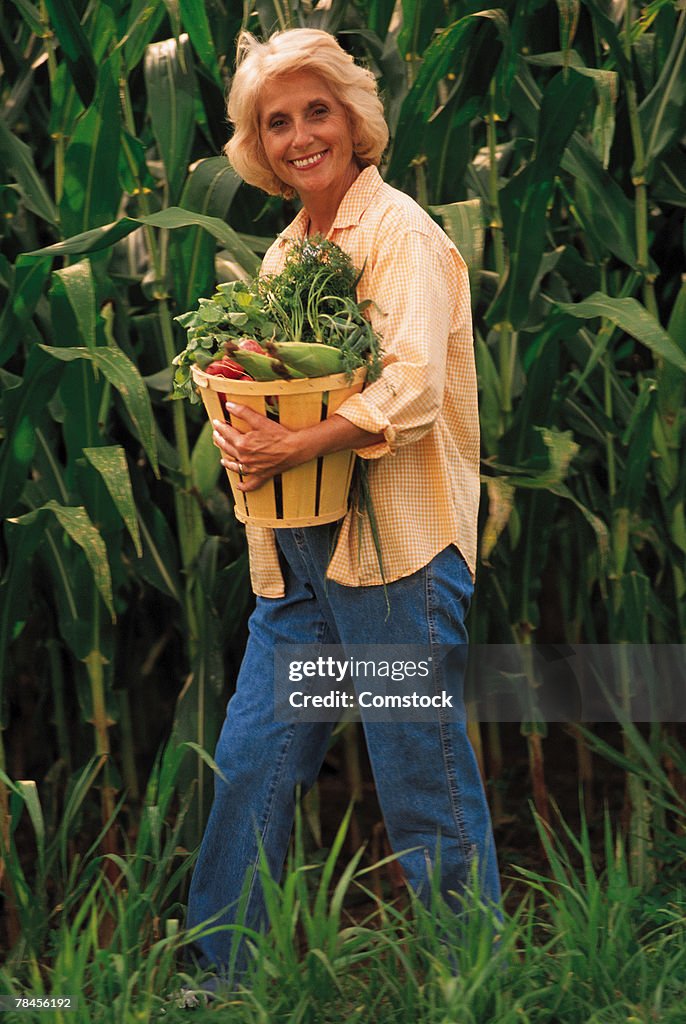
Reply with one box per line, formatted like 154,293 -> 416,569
186,525 -> 500,976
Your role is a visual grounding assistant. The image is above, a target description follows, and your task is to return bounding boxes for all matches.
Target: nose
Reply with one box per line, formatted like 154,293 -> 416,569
291,116 -> 314,150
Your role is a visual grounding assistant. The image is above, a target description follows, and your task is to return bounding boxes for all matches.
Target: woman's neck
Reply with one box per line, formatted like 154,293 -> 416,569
301,161 -> 362,238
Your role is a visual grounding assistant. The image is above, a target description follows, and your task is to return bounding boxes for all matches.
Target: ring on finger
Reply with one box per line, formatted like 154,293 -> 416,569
238,461 -> 248,475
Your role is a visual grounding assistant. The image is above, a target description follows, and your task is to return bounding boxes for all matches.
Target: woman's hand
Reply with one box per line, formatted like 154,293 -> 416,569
212,404 -> 301,492
212,400 -> 386,492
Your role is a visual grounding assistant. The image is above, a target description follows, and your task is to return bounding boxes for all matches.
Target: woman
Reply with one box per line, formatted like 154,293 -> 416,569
186,27 -> 500,983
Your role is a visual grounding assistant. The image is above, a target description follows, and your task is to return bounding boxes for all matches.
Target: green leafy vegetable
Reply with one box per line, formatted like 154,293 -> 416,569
171,237 -> 383,402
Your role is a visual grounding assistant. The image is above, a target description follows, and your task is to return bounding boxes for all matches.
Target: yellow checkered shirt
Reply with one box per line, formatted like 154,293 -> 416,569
243,165 -> 480,596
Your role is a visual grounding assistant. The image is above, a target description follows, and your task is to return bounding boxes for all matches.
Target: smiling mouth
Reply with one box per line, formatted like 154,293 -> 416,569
290,150 -> 328,169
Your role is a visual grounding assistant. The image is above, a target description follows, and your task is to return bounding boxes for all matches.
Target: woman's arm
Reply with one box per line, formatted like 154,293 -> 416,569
333,227 -> 464,458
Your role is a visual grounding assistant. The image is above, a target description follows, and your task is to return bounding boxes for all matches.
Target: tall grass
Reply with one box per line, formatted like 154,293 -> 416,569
2,744 -> 686,1023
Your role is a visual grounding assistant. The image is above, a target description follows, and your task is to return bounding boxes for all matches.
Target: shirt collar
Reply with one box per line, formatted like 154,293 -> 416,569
277,165 -> 384,244
330,164 -> 384,230
283,205 -> 310,241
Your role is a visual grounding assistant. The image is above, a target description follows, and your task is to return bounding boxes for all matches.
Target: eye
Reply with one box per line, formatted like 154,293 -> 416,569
311,106 -> 328,118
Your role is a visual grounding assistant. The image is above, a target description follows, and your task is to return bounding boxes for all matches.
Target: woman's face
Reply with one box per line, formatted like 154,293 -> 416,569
259,70 -> 359,208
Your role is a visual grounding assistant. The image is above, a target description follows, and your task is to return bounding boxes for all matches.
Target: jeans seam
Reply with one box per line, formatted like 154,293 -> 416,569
425,556 -> 473,867
240,614 -> 330,920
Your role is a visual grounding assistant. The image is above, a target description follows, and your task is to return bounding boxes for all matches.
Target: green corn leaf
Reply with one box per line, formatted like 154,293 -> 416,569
178,0 -> 219,81
616,572 -> 651,644
0,347 -> 65,519
0,118 -> 59,226
48,58 -> 85,148
483,472 -> 609,568
9,0 -> 44,35
341,27 -> 408,137
119,130 -> 157,195
618,380 -> 657,511
654,278 -> 686,491
42,0 -> 97,108
638,12 -> 686,181
120,0 -> 167,73
389,10 -> 509,176
667,278 -> 686,349
525,50 -> 585,69
399,0 -> 449,57
145,209 -> 261,277
34,427 -> 69,504
0,255 -> 53,364
174,157 -> 244,308
38,344 -> 160,476
15,781 -> 45,858
0,519 -> 47,708
586,69 -> 618,169
555,293 -> 686,373
511,64 -> 638,269
27,217 -> 151,256
26,208 -> 261,277
475,331 -> 501,456
49,568 -> 105,666
144,35 -> 196,205
362,0 -> 396,39
83,446 -> 143,557
181,156 -> 242,221
136,500 -> 182,601
88,2 -> 118,65
7,500 -> 114,618
567,149 -> 637,269
60,52 -> 122,236
488,69 -> 595,329
523,55 -> 619,163
162,0 -> 182,39
191,422 -> 222,501
53,259 -> 97,351
254,0 -> 294,34
652,149 -> 686,208
431,198 -> 484,306
579,0 -> 632,81
556,0 -> 580,69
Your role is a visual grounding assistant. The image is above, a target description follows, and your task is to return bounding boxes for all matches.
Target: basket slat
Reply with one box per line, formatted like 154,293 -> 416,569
227,395 -> 277,522
319,383 -> 359,517
278,391 -> 323,521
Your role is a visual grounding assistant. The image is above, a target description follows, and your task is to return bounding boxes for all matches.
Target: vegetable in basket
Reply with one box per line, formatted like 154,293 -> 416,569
171,237 -> 383,401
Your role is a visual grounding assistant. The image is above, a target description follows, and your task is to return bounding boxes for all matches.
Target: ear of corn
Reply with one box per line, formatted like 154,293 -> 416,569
269,341 -> 347,377
228,349 -> 307,380
229,341 -> 349,380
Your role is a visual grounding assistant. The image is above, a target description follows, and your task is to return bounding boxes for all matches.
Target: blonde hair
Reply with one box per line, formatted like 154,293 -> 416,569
225,29 -> 389,198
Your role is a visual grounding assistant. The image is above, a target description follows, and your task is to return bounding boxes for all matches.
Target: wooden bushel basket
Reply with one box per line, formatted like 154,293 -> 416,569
191,364 -> 366,528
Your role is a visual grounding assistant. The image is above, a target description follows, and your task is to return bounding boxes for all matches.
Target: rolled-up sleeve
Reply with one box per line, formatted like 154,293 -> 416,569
334,227 -> 457,459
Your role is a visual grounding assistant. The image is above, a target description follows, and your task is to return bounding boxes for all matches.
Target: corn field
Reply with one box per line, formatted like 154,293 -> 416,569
1,0 -> 686,1020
